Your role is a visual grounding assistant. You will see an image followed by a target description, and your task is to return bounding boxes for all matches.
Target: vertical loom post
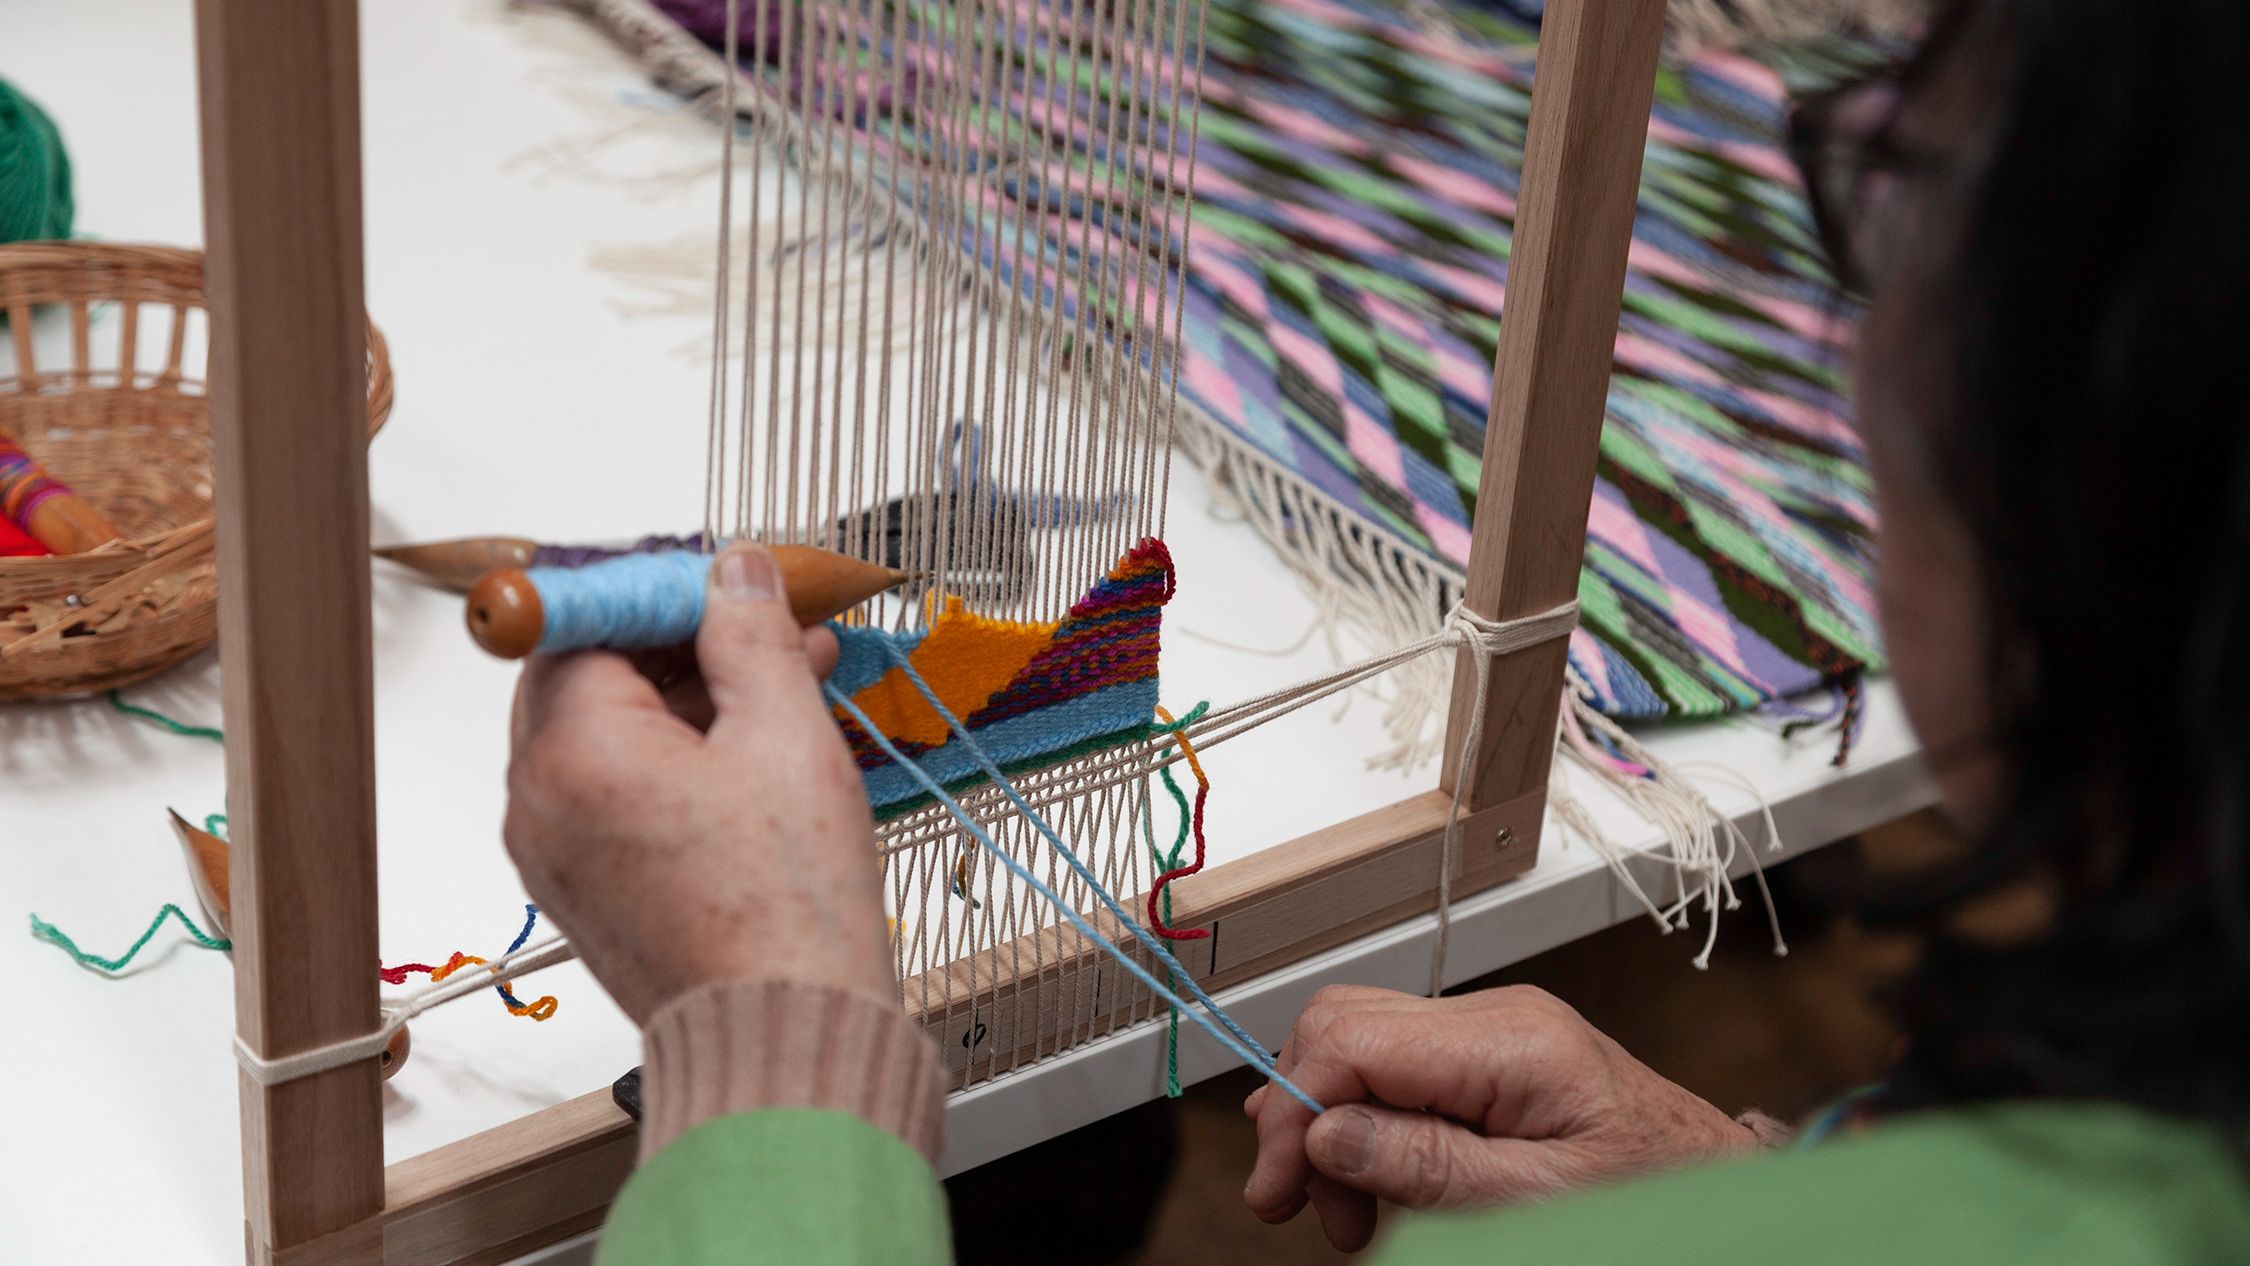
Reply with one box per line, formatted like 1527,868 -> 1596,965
194,0 -> 385,1258
1441,0 -> 1668,817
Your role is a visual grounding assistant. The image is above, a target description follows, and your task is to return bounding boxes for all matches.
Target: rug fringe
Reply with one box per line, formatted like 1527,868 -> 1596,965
1168,404 -> 1465,768
1554,674 -> 1790,967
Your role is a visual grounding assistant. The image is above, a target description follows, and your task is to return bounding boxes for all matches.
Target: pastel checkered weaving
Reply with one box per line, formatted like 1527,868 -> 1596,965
1178,0 -> 1882,719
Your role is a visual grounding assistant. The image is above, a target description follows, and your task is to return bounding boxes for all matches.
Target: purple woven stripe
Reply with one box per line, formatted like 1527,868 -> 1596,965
531,534 -> 710,569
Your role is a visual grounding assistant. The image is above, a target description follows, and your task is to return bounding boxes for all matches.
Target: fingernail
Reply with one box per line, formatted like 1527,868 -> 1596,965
713,546 -> 777,601
1328,1107 -> 1376,1176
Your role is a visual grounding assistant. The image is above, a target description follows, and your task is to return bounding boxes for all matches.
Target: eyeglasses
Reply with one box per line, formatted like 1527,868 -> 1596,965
1788,70 -> 1922,295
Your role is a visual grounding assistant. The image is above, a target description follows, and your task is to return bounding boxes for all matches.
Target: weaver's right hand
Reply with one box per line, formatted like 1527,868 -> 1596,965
1242,985 -> 1760,1252
501,543 -> 892,1025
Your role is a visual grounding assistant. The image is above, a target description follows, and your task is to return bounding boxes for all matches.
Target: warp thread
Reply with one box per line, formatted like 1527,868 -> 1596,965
0,78 -> 72,244
829,659 -> 1325,1114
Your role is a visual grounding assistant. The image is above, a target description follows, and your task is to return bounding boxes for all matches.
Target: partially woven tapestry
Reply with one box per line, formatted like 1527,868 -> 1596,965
571,0 -> 1884,731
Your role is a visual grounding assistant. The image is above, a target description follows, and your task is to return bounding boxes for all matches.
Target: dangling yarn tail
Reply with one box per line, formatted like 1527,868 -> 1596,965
30,904 -> 231,973
106,689 -> 225,743
1146,705 -> 1215,940
1145,704 -> 1211,1096
380,904 -> 561,1021
1779,668 -> 1866,768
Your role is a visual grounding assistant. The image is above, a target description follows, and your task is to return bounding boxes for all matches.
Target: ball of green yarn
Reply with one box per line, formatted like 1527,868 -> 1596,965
0,77 -> 73,244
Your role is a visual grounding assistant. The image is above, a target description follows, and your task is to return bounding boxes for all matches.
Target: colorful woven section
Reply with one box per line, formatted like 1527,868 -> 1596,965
1179,0 -> 1882,719
638,0 -> 1885,722
830,538 -> 1174,813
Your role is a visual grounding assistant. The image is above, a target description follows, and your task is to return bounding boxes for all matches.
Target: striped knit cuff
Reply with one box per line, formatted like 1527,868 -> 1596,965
640,979 -> 946,1164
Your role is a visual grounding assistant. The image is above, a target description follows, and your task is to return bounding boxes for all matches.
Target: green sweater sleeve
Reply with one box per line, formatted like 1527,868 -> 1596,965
598,1108 -> 953,1266
1371,1102 -> 2250,1266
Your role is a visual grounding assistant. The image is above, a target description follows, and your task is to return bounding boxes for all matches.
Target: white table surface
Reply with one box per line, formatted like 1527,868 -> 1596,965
0,2 -> 1932,1261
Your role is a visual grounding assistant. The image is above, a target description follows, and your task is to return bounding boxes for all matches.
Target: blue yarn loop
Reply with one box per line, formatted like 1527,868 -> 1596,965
829,648 -> 1324,1115
529,552 -> 713,654
494,904 -> 542,1010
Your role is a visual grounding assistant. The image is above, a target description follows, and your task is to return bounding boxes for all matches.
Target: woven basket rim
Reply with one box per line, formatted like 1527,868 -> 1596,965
1,239 -> 392,698
0,239 -> 392,571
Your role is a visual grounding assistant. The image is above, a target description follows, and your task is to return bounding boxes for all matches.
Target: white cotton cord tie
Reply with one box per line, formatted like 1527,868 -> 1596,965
231,936 -> 579,1087
1427,601 -> 1578,996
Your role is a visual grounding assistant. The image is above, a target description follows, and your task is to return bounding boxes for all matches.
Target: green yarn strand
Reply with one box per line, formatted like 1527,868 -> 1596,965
107,689 -> 225,743
1143,740 -> 1199,1100
31,904 -> 230,973
0,78 -> 72,244
1150,700 -> 1209,733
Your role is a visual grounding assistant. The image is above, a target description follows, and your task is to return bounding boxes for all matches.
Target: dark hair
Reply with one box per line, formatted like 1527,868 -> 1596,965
1842,0 -> 2250,1136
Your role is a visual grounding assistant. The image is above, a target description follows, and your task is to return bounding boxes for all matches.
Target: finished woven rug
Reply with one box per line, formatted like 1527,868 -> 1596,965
564,0 -> 1885,751
1181,0 -> 1882,731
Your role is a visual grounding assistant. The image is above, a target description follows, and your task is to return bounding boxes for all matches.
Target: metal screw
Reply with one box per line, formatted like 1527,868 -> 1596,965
1495,827 -> 1515,850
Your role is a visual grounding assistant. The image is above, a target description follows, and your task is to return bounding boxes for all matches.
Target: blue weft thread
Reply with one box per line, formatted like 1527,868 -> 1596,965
530,552 -> 713,654
872,652 -> 1278,1071
495,904 -> 541,1010
828,653 -> 1324,1114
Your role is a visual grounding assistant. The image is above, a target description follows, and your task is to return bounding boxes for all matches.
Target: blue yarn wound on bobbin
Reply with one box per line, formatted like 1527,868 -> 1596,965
529,551 -> 714,653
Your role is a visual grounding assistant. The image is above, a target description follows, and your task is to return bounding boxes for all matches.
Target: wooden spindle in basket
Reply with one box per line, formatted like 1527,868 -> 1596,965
0,432 -> 122,553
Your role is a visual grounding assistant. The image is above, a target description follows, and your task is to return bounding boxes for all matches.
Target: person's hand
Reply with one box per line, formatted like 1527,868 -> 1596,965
1243,984 -> 1758,1251
502,542 -> 892,1023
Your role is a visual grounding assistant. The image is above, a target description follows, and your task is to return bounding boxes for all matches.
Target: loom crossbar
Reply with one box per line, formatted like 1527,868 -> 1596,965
198,0 -> 1671,1257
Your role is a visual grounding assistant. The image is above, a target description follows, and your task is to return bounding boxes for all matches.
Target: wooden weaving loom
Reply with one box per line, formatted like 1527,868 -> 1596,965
195,0 -> 1671,1258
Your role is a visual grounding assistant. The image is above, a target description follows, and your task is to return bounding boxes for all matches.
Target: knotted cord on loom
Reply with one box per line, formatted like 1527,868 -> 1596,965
235,936 -> 579,1087
377,904 -> 563,1021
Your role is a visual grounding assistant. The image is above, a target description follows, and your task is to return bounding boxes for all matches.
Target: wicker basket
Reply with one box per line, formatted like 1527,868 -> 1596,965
0,242 -> 392,700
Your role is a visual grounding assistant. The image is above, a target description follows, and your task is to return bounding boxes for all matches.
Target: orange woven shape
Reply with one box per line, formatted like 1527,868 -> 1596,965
0,241 -> 392,700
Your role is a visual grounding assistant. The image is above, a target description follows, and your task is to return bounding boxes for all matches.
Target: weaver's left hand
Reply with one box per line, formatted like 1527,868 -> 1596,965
502,543 -> 894,1024
1242,984 -> 1758,1251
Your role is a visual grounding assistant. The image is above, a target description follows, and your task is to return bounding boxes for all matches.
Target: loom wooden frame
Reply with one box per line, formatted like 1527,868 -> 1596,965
198,0 -> 1671,1258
